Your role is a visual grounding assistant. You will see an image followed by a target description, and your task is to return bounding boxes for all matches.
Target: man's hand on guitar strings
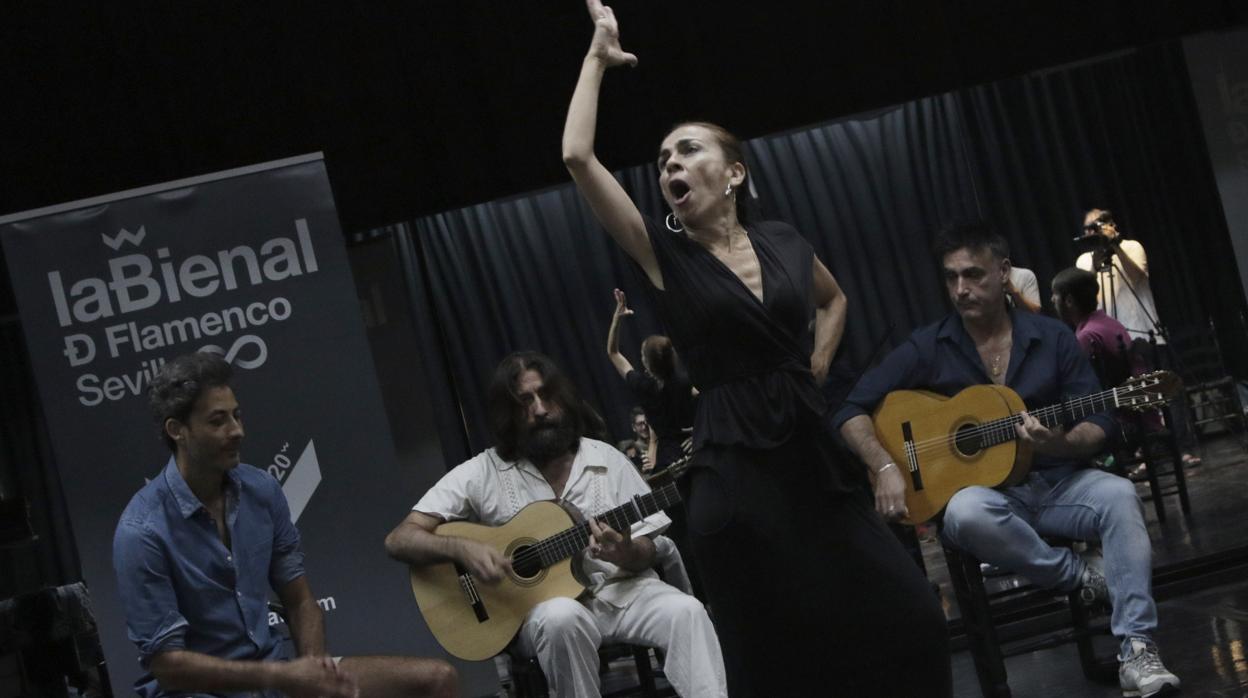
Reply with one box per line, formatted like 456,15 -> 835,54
1014,411 -> 1065,454
458,539 -> 513,583
587,516 -> 634,565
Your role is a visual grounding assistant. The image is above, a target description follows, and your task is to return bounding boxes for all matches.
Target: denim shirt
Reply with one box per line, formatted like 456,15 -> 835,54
113,458 -> 305,697
833,309 -> 1118,473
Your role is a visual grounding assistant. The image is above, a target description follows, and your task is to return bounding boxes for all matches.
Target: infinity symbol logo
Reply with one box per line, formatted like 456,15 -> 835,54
201,334 -> 268,369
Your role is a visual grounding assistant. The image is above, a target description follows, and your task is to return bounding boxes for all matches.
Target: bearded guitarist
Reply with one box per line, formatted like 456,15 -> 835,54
833,222 -> 1180,698
384,352 -> 726,698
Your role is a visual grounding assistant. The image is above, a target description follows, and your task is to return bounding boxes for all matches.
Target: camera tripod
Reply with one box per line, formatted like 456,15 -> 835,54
1089,237 -> 1166,345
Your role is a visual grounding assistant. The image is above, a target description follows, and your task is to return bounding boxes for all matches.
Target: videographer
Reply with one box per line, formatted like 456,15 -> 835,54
1075,208 -> 1201,467
1074,208 -> 1160,342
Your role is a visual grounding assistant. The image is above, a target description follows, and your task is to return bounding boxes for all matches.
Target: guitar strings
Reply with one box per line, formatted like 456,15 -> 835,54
905,392 -> 1106,454
508,505 -> 652,569
900,390 -> 1116,458
901,377 -> 1167,459
508,455 -> 694,571
902,383 -> 1163,458
507,487 -> 682,570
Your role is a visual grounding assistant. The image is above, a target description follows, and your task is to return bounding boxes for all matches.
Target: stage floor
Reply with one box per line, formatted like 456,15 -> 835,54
950,575 -> 1248,697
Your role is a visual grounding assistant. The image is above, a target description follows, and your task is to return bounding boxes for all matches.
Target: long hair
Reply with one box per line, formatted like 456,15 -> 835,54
640,335 -> 677,382
148,351 -> 233,451
487,351 -> 587,461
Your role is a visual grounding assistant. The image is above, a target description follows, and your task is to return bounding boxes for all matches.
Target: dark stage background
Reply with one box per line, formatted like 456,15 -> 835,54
2,2 -> 1245,231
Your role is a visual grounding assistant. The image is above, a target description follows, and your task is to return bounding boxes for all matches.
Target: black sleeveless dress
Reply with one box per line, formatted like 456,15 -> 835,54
643,217 -> 951,697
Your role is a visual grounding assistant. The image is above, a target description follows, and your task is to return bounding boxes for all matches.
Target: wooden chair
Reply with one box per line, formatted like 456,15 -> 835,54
943,539 -> 1118,698
1088,336 -> 1191,522
1110,418 -> 1191,523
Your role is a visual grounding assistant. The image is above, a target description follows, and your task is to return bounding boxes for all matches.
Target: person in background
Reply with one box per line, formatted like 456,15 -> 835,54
606,288 -> 696,474
615,406 -> 650,471
1076,208 -> 1200,467
1051,267 -> 1138,386
1008,264 -> 1041,312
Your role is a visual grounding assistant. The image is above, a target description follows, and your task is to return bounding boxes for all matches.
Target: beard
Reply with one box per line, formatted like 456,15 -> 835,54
517,414 -> 579,464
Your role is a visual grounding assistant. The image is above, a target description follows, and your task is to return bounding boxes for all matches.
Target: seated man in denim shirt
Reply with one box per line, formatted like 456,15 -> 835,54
833,222 -> 1179,698
113,352 -> 458,698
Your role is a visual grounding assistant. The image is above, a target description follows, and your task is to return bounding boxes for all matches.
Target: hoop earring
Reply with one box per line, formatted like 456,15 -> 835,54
665,213 -> 684,233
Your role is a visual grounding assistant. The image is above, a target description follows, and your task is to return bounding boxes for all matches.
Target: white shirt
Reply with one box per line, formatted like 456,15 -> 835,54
1076,239 -> 1163,343
1008,266 -> 1040,306
414,438 -> 672,607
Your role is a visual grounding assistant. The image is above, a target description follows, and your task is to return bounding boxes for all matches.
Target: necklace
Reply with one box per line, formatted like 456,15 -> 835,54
988,337 -> 1013,378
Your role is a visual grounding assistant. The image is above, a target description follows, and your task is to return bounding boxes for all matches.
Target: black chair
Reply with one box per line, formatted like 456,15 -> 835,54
943,539 -> 1118,698
0,583 -> 112,698
1110,418 -> 1191,523
1088,336 -> 1191,522
1167,319 -> 1247,444
506,536 -> 690,698
508,644 -> 672,698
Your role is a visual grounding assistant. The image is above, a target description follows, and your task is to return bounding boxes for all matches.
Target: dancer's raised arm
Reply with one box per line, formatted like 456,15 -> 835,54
562,0 -> 661,287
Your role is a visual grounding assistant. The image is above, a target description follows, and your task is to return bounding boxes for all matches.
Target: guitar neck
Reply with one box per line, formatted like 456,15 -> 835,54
530,481 -> 682,569
980,386 -> 1120,448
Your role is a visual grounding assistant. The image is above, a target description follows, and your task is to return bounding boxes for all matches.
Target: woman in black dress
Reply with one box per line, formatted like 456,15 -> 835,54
606,288 -> 697,474
562,2 -> 952,694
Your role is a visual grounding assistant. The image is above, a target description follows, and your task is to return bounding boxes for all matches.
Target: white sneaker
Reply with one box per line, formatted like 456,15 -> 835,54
1077,548 -> 1109,607
1119,637 -> 1180,697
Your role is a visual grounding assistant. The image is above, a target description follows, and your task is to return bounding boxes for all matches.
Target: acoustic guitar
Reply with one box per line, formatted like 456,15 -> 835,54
408,455 -> 691,661
871,371 -> 1181,525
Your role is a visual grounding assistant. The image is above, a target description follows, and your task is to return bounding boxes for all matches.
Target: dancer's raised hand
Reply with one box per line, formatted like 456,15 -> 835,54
585,0 -> 638,68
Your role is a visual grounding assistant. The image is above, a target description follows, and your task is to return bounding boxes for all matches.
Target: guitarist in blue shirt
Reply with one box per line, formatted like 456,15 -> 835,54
834,222 -> 1180,698
113,352 -> 458,698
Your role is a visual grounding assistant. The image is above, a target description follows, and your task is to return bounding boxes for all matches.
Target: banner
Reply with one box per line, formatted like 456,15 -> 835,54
1184,27 -> 1248,306
0,155 -> 460,692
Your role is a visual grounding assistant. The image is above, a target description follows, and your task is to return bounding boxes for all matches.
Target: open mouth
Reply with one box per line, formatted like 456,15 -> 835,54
668,179 -> 692,207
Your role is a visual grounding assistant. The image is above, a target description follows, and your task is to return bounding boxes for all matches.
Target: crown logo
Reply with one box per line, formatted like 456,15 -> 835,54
102,226 -> 146,250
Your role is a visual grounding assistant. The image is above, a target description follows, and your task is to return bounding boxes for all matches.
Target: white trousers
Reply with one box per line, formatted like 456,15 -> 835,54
514,579 -> 726,698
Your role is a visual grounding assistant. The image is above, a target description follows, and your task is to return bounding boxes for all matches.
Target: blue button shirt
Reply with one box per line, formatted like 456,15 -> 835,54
113,458 -> 305,697
833,309 -> 1117,473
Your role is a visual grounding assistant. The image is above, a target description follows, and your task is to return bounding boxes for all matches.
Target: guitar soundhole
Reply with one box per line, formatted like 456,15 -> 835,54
954,423 -> 983,457
511,545 -> 542,579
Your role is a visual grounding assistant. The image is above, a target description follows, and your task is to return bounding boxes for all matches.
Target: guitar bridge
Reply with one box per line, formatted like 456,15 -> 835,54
454,562 -> 489,623
902,421 -> 924,491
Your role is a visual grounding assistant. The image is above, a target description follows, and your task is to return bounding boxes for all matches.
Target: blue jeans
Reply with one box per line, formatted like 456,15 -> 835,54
941,467 -> 1156,657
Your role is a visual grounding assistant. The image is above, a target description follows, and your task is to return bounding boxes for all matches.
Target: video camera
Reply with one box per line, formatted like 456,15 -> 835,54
1072,211 -> 1120,267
